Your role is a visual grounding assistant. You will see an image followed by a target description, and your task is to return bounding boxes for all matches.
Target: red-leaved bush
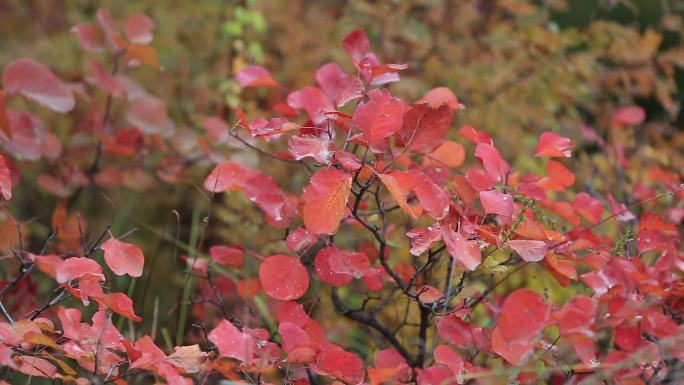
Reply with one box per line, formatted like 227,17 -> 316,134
0,10 -> 682,385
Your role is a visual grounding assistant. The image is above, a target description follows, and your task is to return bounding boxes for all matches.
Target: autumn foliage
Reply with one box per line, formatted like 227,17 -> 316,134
0,4 -> 683,385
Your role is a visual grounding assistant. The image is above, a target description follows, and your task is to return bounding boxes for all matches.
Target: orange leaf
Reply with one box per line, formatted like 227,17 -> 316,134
302,169 -> 352,235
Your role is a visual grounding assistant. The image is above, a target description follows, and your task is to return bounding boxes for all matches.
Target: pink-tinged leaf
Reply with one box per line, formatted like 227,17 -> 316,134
642,307 -> 678,338
71,23 -> 104,52
315,246 -> 354,287
474,143 -> 509,182
378,172 -> 423,219
536,132 -> 574,158
258,255 -> 309,300
352,89 -> 405,152
508,240 -> 548,262
465,168 -> 495,192
286,227 -> 318,253
302,169 -> 352,235
279,322 -> 311,353
101,237 -> 144,277
96,8 -> 121,50
315,62 -> 363,107
95,292 -> 142,321
407,226 -> 441,256
612,105 -> 645,127
343,28 -> 370,66
436,314 -> 476,347
479,189 -> 514,217
56,257 -> 105,284
288,135 -> 333,164
572,192 -> 604,224
18,356 -> 57,379
125,95 -> 170,134
316,347 -> 365,384
328,249 -> 370,279
129,335 -> 166,369
57,307 -> 81,340
235,65 -> 278,88
2,58 -> 75,113
124,13 -> 155,44
208,320 -> 254,364
417,365 -> 460,385
397,104 -> 453,153
246,117 -> 289,139
409,170 -> 450,220
0,155 -> 11,200
203,161 -> 260,193
276,301 -> 311,327
89,59 -> 125,98
497,288 -> 550,342
334,151 -> 362,171
209,245 -> 244,268
607,193 -> 636,222
203,116 -> 231,143
433,345 -> 465,382
440,226 -> 481,271
418,87 -> 464,110
537,160 -> 575,192
491,327 -> 533,365
552,296 -> 598,338
458,125 -> 492,145
417,285 -> 444,304
296,86 -> 335,126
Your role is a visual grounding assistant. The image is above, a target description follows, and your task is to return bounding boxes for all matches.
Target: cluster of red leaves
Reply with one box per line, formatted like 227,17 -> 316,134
0,8 -> 682,385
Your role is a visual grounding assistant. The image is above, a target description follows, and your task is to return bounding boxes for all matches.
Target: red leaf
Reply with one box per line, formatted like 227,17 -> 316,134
18,356 -> 57,379
56,257 -> 105,284
642,307 -> 678,338
334,151 -> 362,171
276,301 -> 311,327
508,240 -> 548,262
397,104 -> 453,153
433,345 -> 465,382
2,58 -> 75,113
352,89 -> 405,152
71,23 -> 104,52
406,226 -> 441,256
458,125 -> 492,145
124,13 -> 155,44
235,65 -> 278,88
315,62 -> 363,107
497,288 -> 550,342
342,28 -> 370,67
101,237 -> 144,277
440,226 -> 481,271
315,246 -> 354,287
286,227 -> 318,253
537,160 -> 575,192
129,335 -> 166,369
327,249 -> 370,279
208,320 -> 255,364
316,347 -> 365,384
288,87 -> 334,126
491,327 -> 533,365
474,143 -> 509,182
409,170 -> 450,220
417,87 -> 464,110
302,169 -> 352,235
612,105 -> 645,127
203,161 -> 259,193
89,59 -> 125,98
125,95 -> 170,134
535,132 -> 574,158
553,296 -> 598,338
572,192 -> 604,224
479,189 -> 514,217
96,292 -> 142,321
209,245 -> 244,268
259,255 -> 309,300
288,135 -> 333,165
0,155 -> 12,200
